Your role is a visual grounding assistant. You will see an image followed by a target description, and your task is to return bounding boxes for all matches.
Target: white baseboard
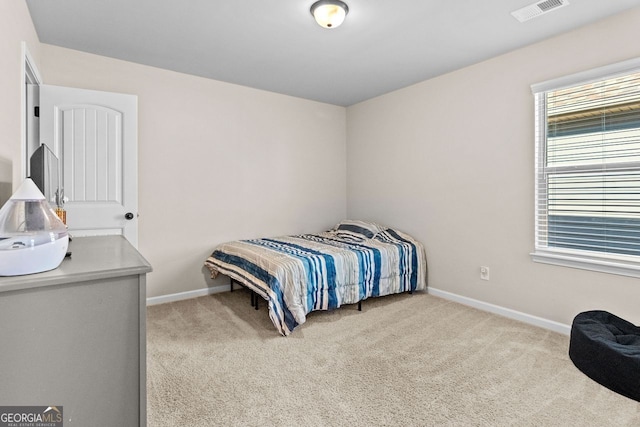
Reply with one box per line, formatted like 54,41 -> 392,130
146,284 -> 229,306
427,287 -> 571,336
146,285 -> 572,335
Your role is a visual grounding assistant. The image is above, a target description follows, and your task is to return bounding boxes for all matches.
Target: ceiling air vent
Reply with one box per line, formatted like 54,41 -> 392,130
511,0 -> 569,23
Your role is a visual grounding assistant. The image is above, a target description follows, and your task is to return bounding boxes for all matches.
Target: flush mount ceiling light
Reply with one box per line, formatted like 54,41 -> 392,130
310,0 -> 349,29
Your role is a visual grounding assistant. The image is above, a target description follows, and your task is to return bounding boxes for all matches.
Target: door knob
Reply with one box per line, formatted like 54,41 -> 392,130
125,212 -> 134,220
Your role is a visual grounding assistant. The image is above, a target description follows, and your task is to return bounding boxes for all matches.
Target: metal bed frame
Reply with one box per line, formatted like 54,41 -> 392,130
230,277 -> 368,310
229,277 -> 263,310
228,277 -> 415,312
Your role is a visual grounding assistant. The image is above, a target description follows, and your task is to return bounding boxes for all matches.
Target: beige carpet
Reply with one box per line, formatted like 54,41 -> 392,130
147,291 -> 640,426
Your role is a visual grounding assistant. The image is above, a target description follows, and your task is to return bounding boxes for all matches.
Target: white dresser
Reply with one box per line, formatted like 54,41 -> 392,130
0,236 -> 151,426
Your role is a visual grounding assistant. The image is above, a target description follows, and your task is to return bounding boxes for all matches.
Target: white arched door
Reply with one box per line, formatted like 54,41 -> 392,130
39,85 -> 139,247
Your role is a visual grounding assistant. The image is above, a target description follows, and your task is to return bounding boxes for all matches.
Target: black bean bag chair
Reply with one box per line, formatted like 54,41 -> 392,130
569,310 -> 640,402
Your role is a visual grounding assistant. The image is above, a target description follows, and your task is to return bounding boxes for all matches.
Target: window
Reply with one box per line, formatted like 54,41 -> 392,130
531,58 -> 640,277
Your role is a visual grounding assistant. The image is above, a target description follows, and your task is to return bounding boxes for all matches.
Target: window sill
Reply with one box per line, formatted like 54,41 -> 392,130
530,249 -> 640,279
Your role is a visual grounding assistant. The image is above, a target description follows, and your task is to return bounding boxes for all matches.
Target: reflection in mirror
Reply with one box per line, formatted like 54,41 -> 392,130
0,157 -> 12,207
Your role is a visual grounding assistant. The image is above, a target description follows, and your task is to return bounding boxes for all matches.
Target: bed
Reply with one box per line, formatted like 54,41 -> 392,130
204,220 -> 427,335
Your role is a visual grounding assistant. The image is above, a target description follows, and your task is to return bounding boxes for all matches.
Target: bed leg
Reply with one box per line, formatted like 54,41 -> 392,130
358,301 -> 362,311
230,278 -> 234,292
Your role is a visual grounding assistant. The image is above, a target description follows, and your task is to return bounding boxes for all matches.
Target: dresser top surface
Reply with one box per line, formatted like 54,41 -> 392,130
0,235 -> 152,293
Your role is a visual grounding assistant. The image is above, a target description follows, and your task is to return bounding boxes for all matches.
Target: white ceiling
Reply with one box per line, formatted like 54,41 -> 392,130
26,0 -> 640,106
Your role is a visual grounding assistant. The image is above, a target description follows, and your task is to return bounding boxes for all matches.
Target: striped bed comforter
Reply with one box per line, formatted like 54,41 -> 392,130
204,221 -> 427,336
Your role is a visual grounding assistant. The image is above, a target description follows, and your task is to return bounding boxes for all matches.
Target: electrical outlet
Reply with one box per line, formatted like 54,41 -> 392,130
480,266 -> 490,281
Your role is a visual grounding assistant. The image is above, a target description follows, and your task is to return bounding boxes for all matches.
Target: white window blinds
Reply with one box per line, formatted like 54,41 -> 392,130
533,62 -> 640,274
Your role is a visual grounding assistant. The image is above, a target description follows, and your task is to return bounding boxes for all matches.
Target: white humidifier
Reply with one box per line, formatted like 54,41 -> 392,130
0,178 -> 69,276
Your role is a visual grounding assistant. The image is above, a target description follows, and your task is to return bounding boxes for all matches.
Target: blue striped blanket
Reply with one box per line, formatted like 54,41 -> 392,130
205,222 -> 427,336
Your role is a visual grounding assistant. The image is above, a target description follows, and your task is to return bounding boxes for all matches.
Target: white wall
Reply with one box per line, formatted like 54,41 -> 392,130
346,8 -> 640,327
0,1 -> 40,191
5,4 -> 639,324
40,46 -> 347,298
